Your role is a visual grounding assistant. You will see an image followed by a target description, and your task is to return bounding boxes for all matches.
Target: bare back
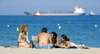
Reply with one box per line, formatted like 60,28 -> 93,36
36,32 -> 52,46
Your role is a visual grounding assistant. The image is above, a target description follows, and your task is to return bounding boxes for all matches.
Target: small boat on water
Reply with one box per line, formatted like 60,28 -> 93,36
89,11 -> 99,16
89,11 -> 95,16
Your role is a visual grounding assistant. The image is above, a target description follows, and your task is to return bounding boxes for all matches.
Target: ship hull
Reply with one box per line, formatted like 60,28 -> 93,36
89,14 -> 95,16
24,11 -> 35,16
24,12 -> 85,16
89,14 -> 99,16
39,13 -> 85,16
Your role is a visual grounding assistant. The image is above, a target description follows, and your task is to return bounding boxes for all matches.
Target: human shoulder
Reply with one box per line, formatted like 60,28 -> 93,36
19,32 -> 23,35
57,37 -> 59,40
46,33 -> 50,35
19,32 -> 23,37
47,33 -> 50,36
27,32 -> 28,34
42,33 -> 50,35
38,33 -> 42,36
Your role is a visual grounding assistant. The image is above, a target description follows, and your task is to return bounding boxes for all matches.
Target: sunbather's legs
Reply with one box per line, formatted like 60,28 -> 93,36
18,42 -> 30,48
71,43 -> 85,47
76,44 -> 85,47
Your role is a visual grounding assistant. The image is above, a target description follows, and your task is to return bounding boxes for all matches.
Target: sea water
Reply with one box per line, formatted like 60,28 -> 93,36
0,15 -> 100,47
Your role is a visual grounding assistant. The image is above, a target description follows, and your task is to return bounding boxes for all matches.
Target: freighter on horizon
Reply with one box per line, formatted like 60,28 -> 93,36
24,5 -> 85,16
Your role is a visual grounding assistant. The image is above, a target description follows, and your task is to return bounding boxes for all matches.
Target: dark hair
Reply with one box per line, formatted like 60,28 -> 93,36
61,34 -> 70,41
51,32 -> 57,38
51,32 -> 57,46
41,28 -> 47,33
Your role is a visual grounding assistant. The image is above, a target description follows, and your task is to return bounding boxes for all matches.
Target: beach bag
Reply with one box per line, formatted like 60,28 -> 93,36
30,40 -> 34,48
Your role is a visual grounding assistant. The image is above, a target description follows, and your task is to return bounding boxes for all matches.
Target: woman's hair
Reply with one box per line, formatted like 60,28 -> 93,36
20,24 -> 27,35
61,34 -> 70,42
51,32 -> 57,46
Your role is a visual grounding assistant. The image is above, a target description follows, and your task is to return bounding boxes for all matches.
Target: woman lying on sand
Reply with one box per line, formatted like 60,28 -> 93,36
60,34 -> 70,48
18,24 -> 30,48
60,34 -> 85,48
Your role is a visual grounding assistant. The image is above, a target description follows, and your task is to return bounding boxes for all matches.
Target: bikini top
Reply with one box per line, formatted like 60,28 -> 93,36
21,33 -> 26,39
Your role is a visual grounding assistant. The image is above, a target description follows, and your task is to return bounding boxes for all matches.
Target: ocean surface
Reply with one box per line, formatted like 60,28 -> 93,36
0,15 -> 100,47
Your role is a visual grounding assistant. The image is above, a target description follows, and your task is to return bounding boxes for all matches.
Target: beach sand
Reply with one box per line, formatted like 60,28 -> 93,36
0,47 -> 100,54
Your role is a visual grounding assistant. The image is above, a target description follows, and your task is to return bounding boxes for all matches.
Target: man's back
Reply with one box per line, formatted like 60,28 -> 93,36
37,32 -> 51,46
35,28 -> 53,49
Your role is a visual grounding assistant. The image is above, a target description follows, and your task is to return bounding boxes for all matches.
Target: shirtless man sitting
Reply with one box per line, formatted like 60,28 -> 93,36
35,28 -> 53,49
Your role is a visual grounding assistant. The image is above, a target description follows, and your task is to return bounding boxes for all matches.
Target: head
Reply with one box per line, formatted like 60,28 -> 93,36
20,24 -> 28,32
51,32 -> 57,46
61,34 -> 67,41
41,28 -> 47,33
51,32 -> 57,38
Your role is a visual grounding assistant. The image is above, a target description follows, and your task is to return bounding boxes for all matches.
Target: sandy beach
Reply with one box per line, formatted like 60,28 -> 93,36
0,47 -> 100,54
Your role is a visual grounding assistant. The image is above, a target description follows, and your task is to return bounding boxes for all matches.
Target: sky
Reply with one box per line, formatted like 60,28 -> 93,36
0,0 -> 100,15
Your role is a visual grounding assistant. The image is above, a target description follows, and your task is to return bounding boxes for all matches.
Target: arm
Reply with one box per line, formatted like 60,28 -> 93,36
67,41 -> 70,48
36,34 -> 39,44
49,34 -> 52,44
56,37 -> 59,45
18,33 -> 24,43
60,43 -> 64,47
26,32 -> 30,44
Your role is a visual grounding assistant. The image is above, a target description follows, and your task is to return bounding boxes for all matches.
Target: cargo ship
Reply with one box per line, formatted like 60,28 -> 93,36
24,5 -> 85,16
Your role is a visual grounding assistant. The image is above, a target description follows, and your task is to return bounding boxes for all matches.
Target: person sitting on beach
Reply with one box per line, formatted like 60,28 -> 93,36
35,28 -> 53,49
60,34 -> 85,48
51,32 -> 59,47
18,24 -> 30,48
